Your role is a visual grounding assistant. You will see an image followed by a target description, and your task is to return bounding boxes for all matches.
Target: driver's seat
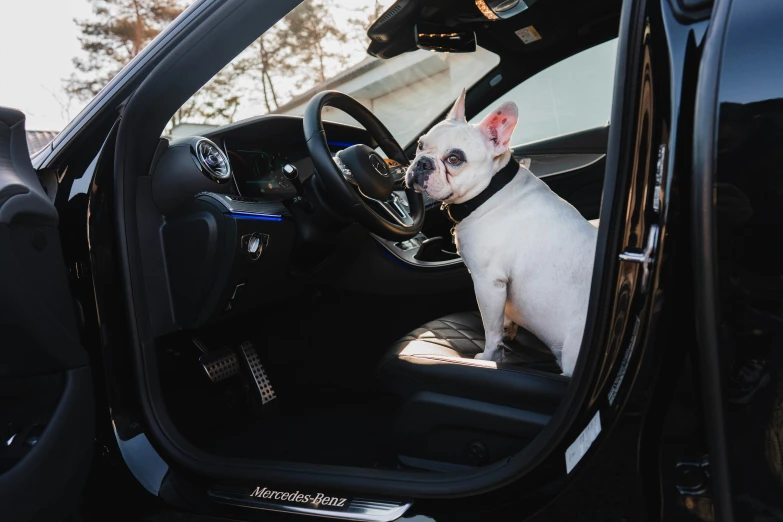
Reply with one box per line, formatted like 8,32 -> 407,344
377,312 -> 570,468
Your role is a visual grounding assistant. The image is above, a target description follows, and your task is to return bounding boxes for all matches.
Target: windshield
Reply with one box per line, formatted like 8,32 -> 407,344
168,0 -> 499,145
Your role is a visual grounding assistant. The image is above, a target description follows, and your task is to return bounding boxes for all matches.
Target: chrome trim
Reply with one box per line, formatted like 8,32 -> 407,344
361,190 -> 414,228
492,0 -> 522,13
241,233 -> 268,261
371,230 -> 465,269
191,137 -> 232,183
334,153 -> 413,226
333,153 -> 355,184
208,486 -> 412,522
247,235 -> 262,258
370,154 -> 389,177
195,192 -> 285,217
618,223 -> 660,293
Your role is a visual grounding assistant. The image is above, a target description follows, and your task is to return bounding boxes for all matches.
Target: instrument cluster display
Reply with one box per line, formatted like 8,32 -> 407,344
227,146 -> 298,198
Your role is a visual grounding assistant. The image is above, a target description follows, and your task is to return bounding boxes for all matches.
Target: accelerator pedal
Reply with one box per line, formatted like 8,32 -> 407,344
237,341 -> 277,414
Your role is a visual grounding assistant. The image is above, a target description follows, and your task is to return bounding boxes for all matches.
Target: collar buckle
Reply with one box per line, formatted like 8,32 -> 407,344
441,202 -> 460,225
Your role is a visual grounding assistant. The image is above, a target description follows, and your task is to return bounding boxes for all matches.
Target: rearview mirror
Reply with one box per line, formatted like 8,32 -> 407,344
415,23 -> 477,53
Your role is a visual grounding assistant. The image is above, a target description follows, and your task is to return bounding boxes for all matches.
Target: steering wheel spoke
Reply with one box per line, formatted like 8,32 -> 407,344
365,191 -> 414,228
333,153 -> 357,185
335,151 -> 414,227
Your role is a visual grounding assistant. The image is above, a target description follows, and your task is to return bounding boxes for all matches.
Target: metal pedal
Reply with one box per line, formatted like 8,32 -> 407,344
237,341 -> 276,406
199,348 -> 240,383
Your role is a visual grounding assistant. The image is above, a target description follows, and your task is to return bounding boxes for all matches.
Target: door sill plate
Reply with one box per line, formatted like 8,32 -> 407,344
208,485 -> 412,521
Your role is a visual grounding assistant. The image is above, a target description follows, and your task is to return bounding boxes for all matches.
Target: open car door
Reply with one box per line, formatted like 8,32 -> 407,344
0,108 -> 94,521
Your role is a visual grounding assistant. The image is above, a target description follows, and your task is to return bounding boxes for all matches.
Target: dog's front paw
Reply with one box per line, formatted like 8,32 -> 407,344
474,349 -> 503,363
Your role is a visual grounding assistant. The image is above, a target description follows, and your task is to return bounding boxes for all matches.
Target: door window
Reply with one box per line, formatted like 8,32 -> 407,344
469,39 -> 618,146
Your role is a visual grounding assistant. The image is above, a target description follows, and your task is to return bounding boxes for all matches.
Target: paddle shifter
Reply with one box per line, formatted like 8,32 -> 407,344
283,164 -> 312,212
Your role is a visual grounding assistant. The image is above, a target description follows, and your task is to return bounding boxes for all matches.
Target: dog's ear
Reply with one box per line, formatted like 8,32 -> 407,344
446,88 -> 467,122
477,101 -> 519,155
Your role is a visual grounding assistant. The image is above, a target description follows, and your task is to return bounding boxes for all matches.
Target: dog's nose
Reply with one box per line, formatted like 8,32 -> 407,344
416,156 -> 435,172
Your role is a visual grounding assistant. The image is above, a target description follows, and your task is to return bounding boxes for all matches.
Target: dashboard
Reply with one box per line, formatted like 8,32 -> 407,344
145,114 -> 455,334
150,115 -> 380,221
147,115 -> 382,330
212,116 -> 375,201
223,136 -> 361,200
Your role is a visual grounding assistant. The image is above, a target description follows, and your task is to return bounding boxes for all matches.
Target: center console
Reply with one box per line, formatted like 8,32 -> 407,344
372,231 -> 463,268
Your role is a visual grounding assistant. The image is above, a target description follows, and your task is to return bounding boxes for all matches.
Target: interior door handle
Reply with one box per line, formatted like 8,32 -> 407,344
618,223 -> 660,293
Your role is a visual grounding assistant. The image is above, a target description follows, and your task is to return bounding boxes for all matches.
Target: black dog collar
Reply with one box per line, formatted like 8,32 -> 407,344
442,157 -> 520,224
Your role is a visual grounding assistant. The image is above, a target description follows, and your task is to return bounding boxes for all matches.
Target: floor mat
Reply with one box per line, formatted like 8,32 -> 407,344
156,286 -> 478,468
213,394 -> 399,468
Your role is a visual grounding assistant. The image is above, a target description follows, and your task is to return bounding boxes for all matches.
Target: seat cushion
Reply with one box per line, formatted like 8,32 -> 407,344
377,312 -> 569,413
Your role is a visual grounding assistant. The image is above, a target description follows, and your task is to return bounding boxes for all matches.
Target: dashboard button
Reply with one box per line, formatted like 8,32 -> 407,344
241,232 -> 268,261
247,234 -> 263,260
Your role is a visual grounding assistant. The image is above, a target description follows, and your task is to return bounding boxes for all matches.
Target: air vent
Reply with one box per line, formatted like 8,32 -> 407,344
190,137 -> 231,183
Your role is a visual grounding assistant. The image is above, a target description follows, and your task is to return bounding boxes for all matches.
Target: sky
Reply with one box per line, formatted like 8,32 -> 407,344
1,0 -> 93,131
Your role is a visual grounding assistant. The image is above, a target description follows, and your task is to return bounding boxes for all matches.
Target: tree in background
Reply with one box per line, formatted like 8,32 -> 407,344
65,0 -> 239,126
286,1 -> 353,85
231,21 -> 296,113
66,0 -> 384,127
65,0 -> 183,100
231,0 -> 375,113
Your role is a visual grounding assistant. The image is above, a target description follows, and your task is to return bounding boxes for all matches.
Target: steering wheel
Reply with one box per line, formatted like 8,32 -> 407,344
303,90 -> 424,241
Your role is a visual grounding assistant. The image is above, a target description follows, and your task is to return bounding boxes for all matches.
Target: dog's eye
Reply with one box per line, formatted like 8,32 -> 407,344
446,154 -> 462,165
417,141 -> 424,150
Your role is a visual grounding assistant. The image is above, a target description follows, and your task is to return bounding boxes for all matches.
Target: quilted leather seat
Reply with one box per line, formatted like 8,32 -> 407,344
377,312 -> 569,413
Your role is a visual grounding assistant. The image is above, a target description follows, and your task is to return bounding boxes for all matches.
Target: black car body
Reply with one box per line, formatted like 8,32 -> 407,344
1,0 -> 782,520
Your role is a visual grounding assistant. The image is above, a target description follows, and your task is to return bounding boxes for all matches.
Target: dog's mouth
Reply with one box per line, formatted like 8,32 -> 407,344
424,190 -> 453,203
408,180 -> 425,193
405,175 -> 453,202
414,184 -> 454,203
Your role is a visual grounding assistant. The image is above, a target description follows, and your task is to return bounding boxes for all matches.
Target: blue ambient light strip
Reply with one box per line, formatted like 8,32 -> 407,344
327,140 -> 356,148
229,212 -> 283,222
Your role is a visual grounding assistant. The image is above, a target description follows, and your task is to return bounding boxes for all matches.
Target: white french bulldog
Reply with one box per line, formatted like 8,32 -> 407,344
405,90 -> 597,376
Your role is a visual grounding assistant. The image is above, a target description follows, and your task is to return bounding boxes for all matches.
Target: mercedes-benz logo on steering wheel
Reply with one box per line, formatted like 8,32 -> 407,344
369,154 -> 389,177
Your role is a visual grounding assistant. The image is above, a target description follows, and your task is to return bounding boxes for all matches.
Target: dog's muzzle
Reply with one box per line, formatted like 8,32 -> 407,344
406,156 -> 435,189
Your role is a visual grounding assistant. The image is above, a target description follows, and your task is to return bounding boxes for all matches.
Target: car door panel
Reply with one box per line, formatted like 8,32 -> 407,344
513,125 -> 609,220
513,125 -> 610,155
0,107 -> 94,522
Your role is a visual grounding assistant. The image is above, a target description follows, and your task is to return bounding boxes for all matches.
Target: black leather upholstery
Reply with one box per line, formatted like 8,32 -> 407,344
0,108 -> 57,226
378,312 -> 569,413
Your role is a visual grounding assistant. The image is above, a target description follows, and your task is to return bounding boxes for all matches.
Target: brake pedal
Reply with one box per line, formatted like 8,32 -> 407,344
237,341 -> 277,412
199,348 -> 240,383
